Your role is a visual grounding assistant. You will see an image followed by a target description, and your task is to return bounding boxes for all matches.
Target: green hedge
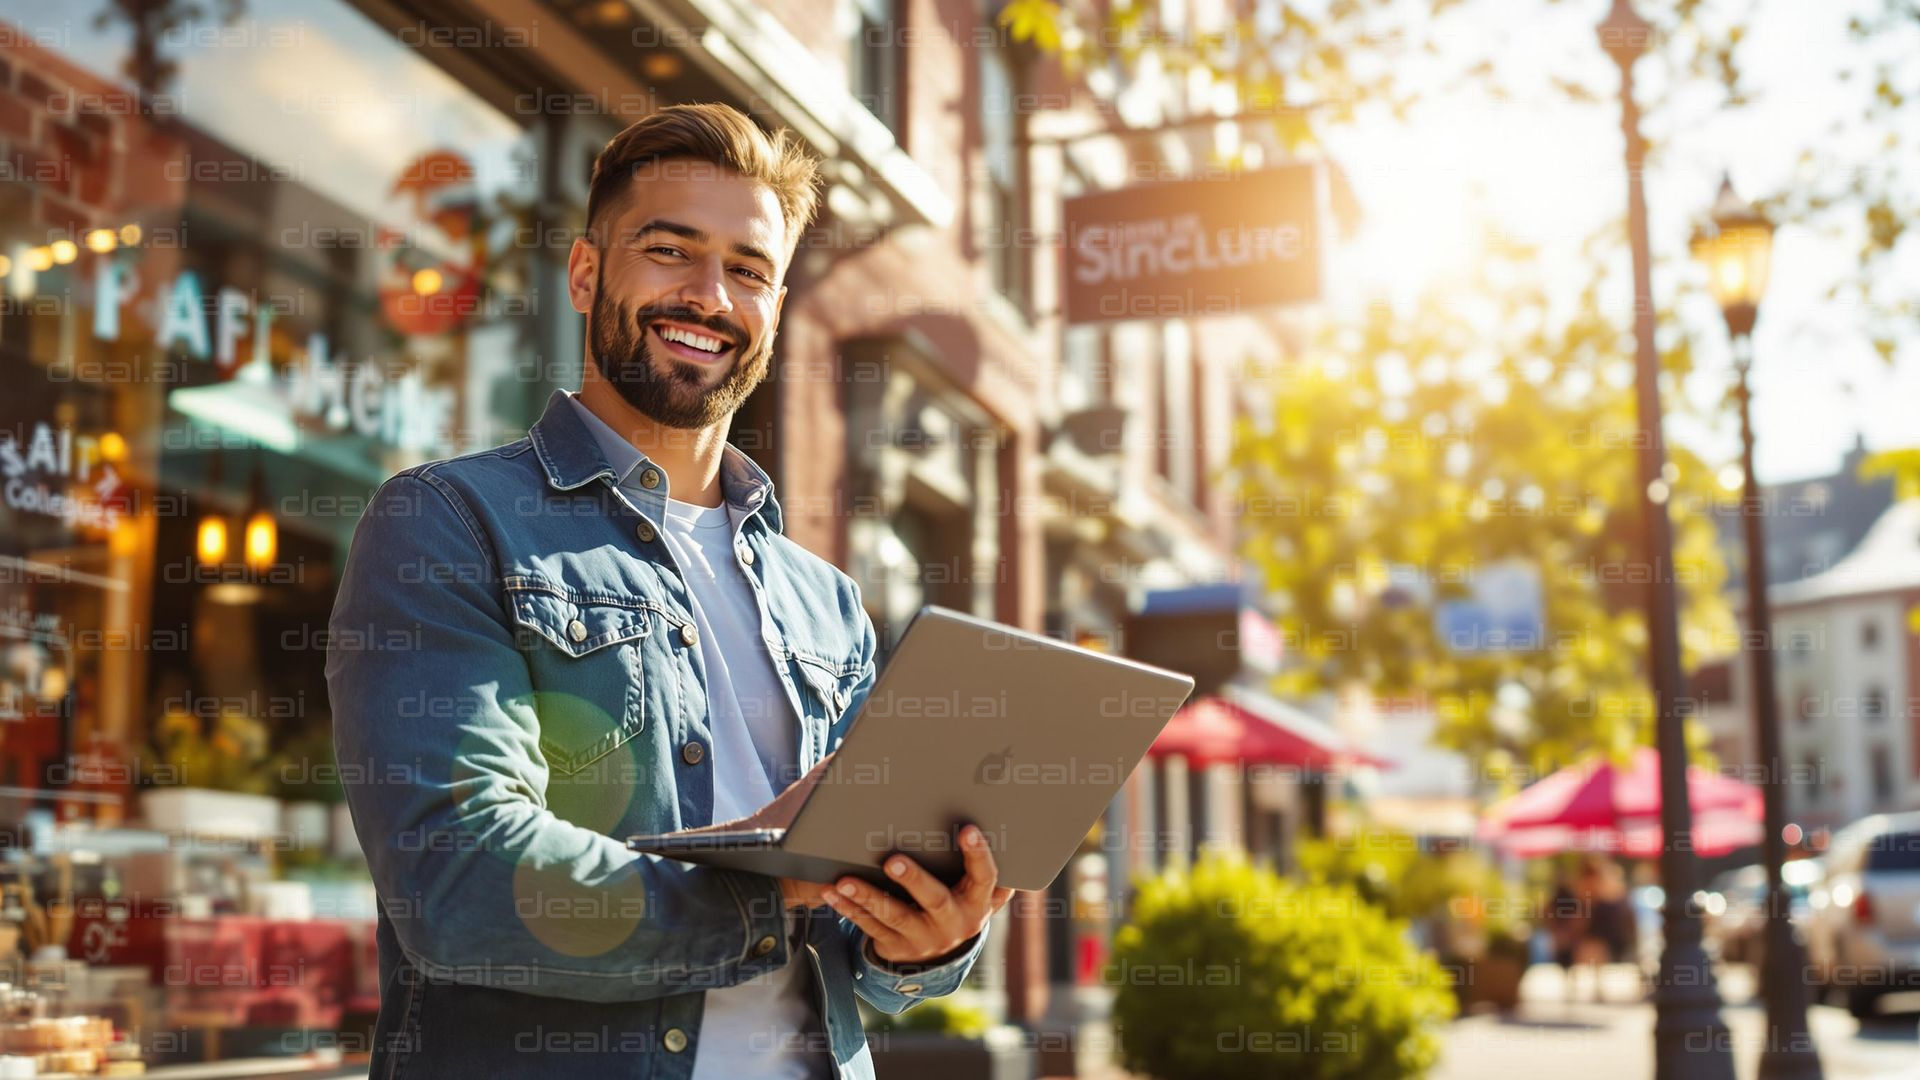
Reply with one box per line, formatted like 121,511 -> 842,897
864,997 -> 993,1039
1108,852 -> 1456,1080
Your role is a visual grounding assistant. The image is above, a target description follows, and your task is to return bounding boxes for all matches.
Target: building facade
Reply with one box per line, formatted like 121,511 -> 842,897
1700,500 -> 1920,832
1707,434 -> 1896,592
0,0 -> 1288,1055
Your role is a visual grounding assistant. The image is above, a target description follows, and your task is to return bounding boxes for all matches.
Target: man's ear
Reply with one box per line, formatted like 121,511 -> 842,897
566,237 -> 597,315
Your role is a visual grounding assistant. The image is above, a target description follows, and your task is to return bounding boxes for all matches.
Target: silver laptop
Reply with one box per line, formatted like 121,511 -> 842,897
627,605 -> 1195,893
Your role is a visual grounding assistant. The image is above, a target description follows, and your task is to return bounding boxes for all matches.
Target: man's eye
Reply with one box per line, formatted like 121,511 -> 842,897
733,267 -> 768,283
646,245 -> 684,258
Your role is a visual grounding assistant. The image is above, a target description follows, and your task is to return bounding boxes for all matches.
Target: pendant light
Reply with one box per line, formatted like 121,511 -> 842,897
195,448 -> 228,566
243,454 -> 276,571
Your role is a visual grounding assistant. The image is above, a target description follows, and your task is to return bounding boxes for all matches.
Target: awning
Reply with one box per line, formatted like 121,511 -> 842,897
1148,690 -> 1386,771
1477,747 -> 1764,858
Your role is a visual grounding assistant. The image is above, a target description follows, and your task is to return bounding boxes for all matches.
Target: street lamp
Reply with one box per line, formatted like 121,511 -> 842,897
1597,4 -> 1735,1079
1692,177 -> 1822,1080
1692,179 -> 1773,339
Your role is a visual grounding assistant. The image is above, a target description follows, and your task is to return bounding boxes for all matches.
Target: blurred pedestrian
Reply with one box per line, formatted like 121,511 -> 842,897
1544,869 -> 1586,1002
1576,856 -> 1633,1002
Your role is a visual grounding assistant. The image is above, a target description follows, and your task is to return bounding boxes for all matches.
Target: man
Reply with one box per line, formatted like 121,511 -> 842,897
327,103 -> 1010,1080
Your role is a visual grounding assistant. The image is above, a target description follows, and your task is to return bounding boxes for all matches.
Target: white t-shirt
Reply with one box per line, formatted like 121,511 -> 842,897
655,495 -> 830,1080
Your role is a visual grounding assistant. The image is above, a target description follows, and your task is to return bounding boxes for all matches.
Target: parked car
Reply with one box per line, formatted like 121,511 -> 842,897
1704,860 -> 1822,967
1804,811 -> 1920,1019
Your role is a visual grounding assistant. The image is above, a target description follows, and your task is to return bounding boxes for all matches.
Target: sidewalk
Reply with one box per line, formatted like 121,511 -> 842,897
1437,964 -> 1920,1080
1060,964 -> 1920,1080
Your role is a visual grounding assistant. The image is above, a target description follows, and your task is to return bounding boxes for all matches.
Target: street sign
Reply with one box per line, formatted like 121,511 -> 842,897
1061,164 -> 1322,325
1434,559 -> 1546,654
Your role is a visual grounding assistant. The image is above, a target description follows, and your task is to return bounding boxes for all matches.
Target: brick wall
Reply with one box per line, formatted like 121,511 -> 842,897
0,33 -> 182,239
765,0 -> 1053,632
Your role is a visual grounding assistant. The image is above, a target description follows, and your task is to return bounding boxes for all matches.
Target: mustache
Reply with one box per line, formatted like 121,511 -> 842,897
630,305 -> 744,350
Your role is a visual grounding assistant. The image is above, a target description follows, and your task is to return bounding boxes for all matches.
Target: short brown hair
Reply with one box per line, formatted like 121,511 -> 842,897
586,103 -> 822,268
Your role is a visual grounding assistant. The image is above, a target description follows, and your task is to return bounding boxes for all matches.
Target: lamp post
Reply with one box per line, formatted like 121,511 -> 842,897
1597,4 -> 1735,1078
1692,177 -> 1822,1080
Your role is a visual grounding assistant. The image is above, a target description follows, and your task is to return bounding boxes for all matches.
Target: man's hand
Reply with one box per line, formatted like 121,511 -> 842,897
820,824 -> 1016,966
780,876 -> 834,910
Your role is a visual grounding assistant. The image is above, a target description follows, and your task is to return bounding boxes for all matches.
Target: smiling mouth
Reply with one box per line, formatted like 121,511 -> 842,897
649,322 -> 737,364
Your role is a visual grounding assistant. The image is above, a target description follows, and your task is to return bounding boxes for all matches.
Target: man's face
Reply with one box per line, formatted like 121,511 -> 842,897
580,161 -> 788,430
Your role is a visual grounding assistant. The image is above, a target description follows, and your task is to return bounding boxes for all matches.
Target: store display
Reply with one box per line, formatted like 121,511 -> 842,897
0,0 -> 561,1073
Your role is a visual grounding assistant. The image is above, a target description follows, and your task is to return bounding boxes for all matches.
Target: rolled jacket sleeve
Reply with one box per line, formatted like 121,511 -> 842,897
849,922 -> 989,1013
326,471 -> 790,1003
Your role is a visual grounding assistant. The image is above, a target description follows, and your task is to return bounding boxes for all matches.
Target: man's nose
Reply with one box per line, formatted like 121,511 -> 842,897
675,258 -> 734,318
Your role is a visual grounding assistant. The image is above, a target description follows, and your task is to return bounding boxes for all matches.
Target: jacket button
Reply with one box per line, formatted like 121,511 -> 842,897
753,934 -> 777,957
662,1028 -> 688,1053
635,520 -> 656,543
681,741 -> 705,766
680,623 -> 699,647
897,982 -> 923,995
639,467 -> 662,489
738,545 -> 754,566
832,688 -> 848,711
567,619 -> 588,643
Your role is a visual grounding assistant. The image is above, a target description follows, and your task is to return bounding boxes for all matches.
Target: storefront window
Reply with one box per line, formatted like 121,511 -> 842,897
0,3 -> 555,1062
0,0 -> 542,827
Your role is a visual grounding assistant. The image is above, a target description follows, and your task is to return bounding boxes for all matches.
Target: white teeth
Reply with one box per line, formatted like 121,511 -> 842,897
658,325 -> 726,353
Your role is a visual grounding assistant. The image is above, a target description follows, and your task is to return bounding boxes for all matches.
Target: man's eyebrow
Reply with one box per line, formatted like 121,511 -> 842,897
631,218 -> 776,268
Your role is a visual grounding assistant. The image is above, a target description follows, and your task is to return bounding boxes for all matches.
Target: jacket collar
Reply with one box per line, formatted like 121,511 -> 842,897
527,389 -> 785,535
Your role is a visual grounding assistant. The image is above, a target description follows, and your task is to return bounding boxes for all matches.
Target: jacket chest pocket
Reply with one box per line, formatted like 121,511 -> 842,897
793,655 -> 867,747
504,581 -> 654,775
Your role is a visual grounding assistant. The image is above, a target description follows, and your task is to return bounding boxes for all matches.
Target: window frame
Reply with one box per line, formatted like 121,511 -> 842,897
976,27 -> 1030,314
849,0 -> 905,136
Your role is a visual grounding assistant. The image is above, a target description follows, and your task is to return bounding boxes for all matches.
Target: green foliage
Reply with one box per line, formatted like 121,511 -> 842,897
1860,449 -> 1920,642
1108,852 -> 1455,1080
1295,830 -> 1516,929
1006,0 -> 1915,372
866,998 -> 995,1039
1229,237 -> 1736,772
270,725 -> 346,803
1763,2 -> 1920,369
1861,447 -> 1920,500
1294,829 -> 1421,915
143,704 -> 276,794
998,0 -> 1434,147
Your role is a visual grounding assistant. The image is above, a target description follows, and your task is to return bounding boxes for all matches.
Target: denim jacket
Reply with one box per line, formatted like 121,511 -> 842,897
326,389 -> 986,1079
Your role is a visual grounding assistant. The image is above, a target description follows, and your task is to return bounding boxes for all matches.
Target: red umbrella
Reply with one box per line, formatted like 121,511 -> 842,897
1478,747 -> 1763,857
1148,693 -> 1388,770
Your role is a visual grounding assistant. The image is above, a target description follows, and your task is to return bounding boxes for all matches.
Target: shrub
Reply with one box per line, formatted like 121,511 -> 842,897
1296,829 -> 1529,965
1108,852 -> 1456,1080
865,998 -> 993,1038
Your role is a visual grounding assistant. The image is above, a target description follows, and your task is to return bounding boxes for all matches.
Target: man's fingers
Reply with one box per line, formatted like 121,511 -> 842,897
882,855 -> 959,926
955,825 -> 1001,910
826,888 -> 911,954
990,886 -> 1015,914
828,879 -> 918,934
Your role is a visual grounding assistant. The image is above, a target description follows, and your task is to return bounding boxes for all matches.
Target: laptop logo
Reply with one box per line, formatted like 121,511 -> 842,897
974,746 -> 1013,785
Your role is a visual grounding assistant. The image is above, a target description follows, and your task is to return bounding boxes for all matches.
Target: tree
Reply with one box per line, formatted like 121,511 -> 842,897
1861,449 -> 1920,500
1001,0 -> 1915,375
1227,233 -> 1736,774
1712,0 -> 1919,369
997,0 -> 1455,149
1680,1 -> 1920,488
92,0 -> 248,101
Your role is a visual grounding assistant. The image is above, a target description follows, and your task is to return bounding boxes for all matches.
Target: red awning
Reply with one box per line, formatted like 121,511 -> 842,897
1477,747 -> 1764,858
1148,693 -> 1385,771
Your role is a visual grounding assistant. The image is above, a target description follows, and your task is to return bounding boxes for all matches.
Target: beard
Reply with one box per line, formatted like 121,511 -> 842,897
588,267 -> 772,430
